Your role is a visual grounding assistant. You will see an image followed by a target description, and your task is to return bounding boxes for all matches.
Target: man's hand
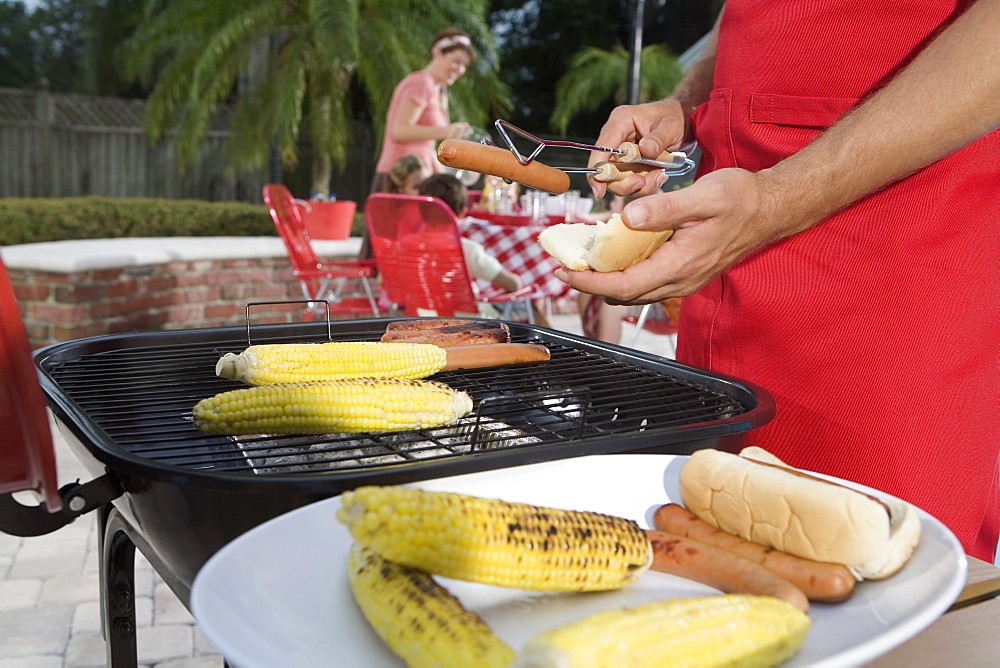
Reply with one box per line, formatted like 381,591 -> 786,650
588,99 -> 692,199
560,168 -> 786,304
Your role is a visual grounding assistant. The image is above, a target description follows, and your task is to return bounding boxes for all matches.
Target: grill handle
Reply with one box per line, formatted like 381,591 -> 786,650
245,300 -> 333,345
0,474 -> 123,537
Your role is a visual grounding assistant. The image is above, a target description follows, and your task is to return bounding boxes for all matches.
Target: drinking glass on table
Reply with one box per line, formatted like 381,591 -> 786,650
523,190 -> 549,222
564,190 -> 580,222
498,182 -> 517,214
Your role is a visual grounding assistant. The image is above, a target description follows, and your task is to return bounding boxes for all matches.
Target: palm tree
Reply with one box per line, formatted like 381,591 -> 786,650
549,44 -> 682,136
123,0 -> 510,196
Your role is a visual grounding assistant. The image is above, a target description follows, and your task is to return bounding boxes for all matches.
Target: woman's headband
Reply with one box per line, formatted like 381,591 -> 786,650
433,34 -> 473,52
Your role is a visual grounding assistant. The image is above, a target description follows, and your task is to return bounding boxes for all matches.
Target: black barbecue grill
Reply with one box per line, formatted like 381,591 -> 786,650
1,254 -> 773,666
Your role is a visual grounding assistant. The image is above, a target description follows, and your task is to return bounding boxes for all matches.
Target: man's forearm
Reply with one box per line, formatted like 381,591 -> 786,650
670,8 -> 721,119
760,0 -> 1000,238
671,56 -> 716,121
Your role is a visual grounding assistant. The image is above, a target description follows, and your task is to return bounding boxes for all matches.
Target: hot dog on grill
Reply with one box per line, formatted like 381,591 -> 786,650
437,139 -> 571,194
384,319 -> 480,331
679,447 -> 922,580
382,321 -> 511,346
442,343 -> 549,370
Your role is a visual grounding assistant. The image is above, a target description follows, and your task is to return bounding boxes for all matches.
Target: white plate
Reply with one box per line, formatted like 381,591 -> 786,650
191,455 -> 966,667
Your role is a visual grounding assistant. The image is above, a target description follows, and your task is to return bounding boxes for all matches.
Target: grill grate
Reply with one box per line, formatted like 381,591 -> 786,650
37,321 -> 759,477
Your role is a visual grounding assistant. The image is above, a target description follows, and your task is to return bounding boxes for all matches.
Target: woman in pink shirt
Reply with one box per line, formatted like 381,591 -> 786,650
372,28 -> 475,193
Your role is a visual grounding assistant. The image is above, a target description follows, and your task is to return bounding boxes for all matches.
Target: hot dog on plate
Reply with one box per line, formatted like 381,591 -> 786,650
645,528 -> 809,612
653,503 -> 856,602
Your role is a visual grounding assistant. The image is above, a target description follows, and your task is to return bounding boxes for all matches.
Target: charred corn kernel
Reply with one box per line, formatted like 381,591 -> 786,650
192,378 -> 472,435
348,543 -> 515,668
513,595 -> 810,668
215,341 -> 448,385
337,486 -> 652,592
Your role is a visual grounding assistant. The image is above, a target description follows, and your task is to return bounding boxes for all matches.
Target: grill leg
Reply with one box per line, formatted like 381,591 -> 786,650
98,506 -> 138,668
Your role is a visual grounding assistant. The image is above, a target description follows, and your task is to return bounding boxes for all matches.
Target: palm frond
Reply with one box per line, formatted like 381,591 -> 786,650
307,0 -> 359,79
123,0 -> 246,82
638,44 -> 684,101
128,0 -> 507,190
550,46 -> 628,135
227,37 -> 308,170
549,43 -> 684,135
186,5 -> 279,101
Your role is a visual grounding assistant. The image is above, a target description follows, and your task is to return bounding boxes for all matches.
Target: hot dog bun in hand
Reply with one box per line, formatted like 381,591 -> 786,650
538,214 -> 672,272
679,447 -> 921,581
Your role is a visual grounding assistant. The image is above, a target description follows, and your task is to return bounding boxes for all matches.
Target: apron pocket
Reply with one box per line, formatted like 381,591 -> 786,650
749,93 -> 861,129
691,88 -> 737,170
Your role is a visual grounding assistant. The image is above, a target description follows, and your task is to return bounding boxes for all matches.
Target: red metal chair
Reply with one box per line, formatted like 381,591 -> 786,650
262,184 -> 379,320
0,254 -> 61,514
364,193 -> 535,319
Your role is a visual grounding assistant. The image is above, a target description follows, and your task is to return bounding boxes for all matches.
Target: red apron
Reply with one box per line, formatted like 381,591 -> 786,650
678,0 -> 1000,560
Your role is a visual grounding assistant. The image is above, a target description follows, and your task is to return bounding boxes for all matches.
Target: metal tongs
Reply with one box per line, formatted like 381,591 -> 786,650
488,119 -> 696,182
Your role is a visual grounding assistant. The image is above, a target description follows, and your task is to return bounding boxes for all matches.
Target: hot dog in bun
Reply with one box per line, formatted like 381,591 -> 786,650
538,214 -> 672,272
679,447 -> 921,580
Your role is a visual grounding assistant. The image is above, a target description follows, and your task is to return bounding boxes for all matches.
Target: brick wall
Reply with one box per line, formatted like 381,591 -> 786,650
9,257 -> 373,349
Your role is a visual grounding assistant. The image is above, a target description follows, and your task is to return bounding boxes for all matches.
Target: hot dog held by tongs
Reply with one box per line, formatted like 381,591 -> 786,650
437,120 -> 696,195
437,138 -> 681,194
438,143 -> 675,272
438,139 -> 572,194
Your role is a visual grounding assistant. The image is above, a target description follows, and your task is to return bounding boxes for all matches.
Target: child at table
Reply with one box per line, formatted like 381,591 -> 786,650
384,155 -> 431,196
361,155 -> 433,263
417,173 -> 523,294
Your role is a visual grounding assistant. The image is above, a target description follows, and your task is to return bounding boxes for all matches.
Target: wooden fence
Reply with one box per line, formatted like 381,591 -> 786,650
0,87 -> 376,204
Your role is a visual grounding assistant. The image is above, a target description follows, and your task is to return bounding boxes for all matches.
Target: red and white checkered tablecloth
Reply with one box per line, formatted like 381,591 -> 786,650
458,216 -> 573,302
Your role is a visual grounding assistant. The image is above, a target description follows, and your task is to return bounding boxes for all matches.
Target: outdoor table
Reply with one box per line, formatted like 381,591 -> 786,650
468,210 -> 566,227
865,556 -> 1000,666
458,215 -> 574,303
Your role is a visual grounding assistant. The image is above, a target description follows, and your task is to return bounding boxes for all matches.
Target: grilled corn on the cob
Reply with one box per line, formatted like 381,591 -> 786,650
337,486 -> 652,591
348,543 -> 515,668
192,378 -> 472,435
513,595 -> 810,668
215,341 -> 448,385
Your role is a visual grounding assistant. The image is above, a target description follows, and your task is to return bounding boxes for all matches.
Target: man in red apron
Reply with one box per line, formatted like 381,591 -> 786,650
562,1 -> 1000,561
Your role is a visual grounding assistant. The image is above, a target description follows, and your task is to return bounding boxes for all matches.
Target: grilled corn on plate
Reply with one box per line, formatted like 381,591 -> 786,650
192,377 -> 472,435
340,487 -> 810,667
337,486 -> 652,591
216,341 -> 448,385
347,543 -> 515,668
513,595 -> 810,668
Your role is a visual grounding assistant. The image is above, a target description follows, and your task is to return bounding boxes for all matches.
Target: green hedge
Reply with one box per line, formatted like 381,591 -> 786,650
0,197 -> 275,246
0,197 -> 370,246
